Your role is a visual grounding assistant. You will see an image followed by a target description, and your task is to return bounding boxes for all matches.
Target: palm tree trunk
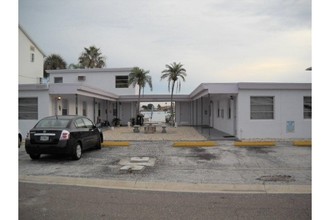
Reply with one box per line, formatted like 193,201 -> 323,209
170,81 -> 175,126
136,86 -> 142,125
137,86 -> 141,115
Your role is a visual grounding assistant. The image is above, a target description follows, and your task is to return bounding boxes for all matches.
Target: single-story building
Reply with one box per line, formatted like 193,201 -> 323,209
19,68 -> 311,140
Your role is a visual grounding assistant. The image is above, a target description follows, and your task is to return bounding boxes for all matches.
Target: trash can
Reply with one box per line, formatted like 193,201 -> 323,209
136,114 -> 144,125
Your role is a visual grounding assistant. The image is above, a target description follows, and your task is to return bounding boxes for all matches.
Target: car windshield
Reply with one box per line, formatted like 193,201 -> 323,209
35,119 -> 70,129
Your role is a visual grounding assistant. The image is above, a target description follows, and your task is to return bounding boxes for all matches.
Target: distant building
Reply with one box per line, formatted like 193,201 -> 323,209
19,25 -> 46,84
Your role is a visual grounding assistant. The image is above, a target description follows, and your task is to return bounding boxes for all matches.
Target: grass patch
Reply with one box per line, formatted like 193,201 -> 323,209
293,141 -> 311,147
173,141 -> 217,147
234,141 -> 276,147
102,141 -> 130,147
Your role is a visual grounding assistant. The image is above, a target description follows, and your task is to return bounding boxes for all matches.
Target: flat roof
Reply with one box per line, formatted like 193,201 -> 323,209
237,82 -> 311,90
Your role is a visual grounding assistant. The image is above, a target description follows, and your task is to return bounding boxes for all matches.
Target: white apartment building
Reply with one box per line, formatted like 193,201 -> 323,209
18,26 -> 311,140
19,25 -> 46,84
19,66 -> 311,140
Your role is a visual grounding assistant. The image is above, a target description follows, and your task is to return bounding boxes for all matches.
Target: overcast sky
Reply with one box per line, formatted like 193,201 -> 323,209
19,0 -> 311,94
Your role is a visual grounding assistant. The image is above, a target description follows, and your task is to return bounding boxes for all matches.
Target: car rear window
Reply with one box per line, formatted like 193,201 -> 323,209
35,119 -> 70,128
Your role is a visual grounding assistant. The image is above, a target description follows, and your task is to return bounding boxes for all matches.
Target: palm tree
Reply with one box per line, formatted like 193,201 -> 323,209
160,62 -> 187,124
68,63 -> 83,69
43,54 -> 67,78
78,46 -> 106,68
128,67 -> 153,123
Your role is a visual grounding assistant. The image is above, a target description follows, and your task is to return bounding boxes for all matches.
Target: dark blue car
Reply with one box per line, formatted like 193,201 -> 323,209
25,115 -> 103,160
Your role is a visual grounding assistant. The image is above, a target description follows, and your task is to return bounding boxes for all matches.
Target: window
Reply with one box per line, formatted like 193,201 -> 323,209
54,77 -> 63,83
304,96 -> 312,119
74,118 -> 86,128
36,119 -> 70,128
82,118 -> 94,129
78,76 -> 86,81
250,96 -> 274,119
115,75 -> 128,88
30,53 -> 35,62
19,97 -> 38,119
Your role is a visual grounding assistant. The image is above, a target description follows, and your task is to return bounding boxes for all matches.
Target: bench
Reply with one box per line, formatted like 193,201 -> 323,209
133,125 -> 140,133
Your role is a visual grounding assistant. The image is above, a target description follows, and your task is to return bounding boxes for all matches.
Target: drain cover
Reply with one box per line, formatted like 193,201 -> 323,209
256,175 -> 295,182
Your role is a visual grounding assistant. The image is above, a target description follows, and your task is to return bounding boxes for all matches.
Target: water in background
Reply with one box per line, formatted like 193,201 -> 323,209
141,111 -> 168,122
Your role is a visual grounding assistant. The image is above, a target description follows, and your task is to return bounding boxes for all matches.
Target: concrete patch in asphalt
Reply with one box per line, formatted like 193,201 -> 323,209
119,157 -> 156,167
131,157 -> 150,162
119,157 -> 156,173
120,165 -> 145,172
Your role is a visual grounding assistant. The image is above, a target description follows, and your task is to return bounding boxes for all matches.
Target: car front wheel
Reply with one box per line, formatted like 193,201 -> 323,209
72,142 -> 82,160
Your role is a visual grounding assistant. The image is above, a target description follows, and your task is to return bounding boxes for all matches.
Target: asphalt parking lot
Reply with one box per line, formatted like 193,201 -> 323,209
19,140 -> 311,190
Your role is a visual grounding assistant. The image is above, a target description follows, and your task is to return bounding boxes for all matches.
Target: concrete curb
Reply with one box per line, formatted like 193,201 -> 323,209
102,141 -> 130,147
19,175 -> 311,194
293,141 -> 312,147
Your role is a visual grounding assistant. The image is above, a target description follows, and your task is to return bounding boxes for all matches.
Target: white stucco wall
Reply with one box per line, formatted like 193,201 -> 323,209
236,89 -> 311,139
48,69 -> 137,95
19,28 -> 45,84
19,90 -> 52,138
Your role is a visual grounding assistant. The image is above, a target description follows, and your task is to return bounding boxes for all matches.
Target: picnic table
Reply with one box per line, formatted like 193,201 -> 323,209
144,122 -> 158,133
133,122 -> 167,133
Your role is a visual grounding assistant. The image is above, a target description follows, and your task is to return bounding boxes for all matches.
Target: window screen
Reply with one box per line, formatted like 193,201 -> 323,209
115,75 -> 128,88
304,96 -> 312,119
250,96 -> 274,119
19,97 -> 38,119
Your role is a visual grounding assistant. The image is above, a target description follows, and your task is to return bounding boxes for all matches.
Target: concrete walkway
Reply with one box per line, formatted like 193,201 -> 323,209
102,126 -> 207,141
19,175 -> 310,194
